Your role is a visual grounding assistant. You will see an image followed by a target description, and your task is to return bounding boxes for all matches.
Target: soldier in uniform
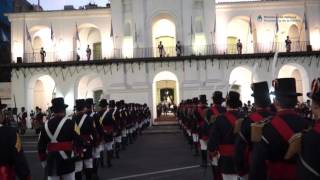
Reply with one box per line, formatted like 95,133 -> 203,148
190,98 -> 199,156
207,91 -> 243,180
114,101 -> 123,159
250,78 -> 309,180
72,99 -> 95,180
298,78 -> 320,179
0,99 -> 32,180
18,107 -> 28,134
234,81 -> 273,179
101,100 -> 116,168
38,97 -> 82,180
85,98 -> 102,180
96,99 -> 109,168
208,91 -> 226,180
195,95 -> 210,167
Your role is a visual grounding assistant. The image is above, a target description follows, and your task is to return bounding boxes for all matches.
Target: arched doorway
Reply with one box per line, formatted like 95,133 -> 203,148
226,16 -> 255,54
76,74 -> 104,105
229,66 -> 253,103
31,75 -> 55,111
278,64 -> 309,102
152,18 -> 176,57
277,13 -> 304,52
30,26 -> 53,62
152,71 -> 180,124
77,24 -> 102,60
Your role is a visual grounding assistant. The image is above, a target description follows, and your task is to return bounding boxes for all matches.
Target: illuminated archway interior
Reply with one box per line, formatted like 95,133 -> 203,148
229,67 -> 253,103
78,25 -> 102,60
77,74 -> 104,103
152,71 -> 180,120
33,75 -> 55,111
152,18 -> 176,57
278,64 -> 308,102
227,16 -> 254,54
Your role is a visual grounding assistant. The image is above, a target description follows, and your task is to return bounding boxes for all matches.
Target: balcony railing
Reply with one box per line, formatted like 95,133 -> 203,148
20,41 -> 315,63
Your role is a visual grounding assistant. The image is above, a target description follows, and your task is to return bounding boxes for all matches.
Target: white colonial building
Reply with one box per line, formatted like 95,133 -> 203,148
3,0 -> 320,125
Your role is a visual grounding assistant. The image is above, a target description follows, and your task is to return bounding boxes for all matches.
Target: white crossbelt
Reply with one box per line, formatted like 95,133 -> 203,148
45,116 -> 69,160
90,112 -> 95,117
78,114 -> 87,130
299,154 -> 320,177
99,109 -> 109,124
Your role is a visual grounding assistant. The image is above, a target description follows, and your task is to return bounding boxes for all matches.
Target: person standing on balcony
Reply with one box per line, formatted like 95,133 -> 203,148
40,47 -> 46,63
176,41 -> 182,56
86,45 -> 92,61
158,41 -> 164,57
237,39 -> 243,55
285,36 -> 292,52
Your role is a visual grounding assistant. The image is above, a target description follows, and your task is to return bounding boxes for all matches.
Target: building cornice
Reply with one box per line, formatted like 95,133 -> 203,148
5,8 -> 111,21
216,0 -> 319,11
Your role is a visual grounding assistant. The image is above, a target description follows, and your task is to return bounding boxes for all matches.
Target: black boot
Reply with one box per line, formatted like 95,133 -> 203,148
193,143 -> 199,156
122,138 -> 127,150
92,159 -> 99,180
85,168 -> 93,180
75,172 -> 82,180
115,143 -> 120,159
129,133 -> 133,144
201,150 -> 208,167
100,151 -> 105,168
107,150 -> 113,168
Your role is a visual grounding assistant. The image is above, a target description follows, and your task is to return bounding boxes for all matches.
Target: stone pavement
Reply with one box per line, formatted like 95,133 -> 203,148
22,125 -> 213,180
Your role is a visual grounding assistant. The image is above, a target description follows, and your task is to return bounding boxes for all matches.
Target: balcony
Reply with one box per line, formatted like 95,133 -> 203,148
14,41 -> 318,64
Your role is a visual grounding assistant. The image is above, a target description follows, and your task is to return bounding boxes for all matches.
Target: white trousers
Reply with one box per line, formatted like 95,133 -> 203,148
105,141 -> 114,151
192,133 -> 199,142
75,158 -> 93,172
222,174 -> 238,180
48,172 -> 75,180
115,136 -> 122,143
199,139 -> 207,150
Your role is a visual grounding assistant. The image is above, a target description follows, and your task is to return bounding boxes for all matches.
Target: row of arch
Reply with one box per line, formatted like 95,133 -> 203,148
25,12 -> 309,62
30,63 -> 309,120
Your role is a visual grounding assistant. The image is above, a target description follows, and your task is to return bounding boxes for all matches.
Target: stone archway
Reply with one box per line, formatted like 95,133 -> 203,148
152,16 -> 177,57
28,74 -> 56,112
77,23 -> 102,60
229,66 -> 253,103
75,73 -> 105,105
152,71 -> 180,124
226,16 -> 255,54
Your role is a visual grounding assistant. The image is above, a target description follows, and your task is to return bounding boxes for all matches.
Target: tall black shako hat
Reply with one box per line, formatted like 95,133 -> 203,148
226,91 -> 242,109
251,81 -> 271,107
85,98 -> 94,109
50,97 -> 68,113
212,91 -> 225,104
271,78 -> 302,97
109,100 -> 116,108
307,78 -> 320,102
99,99 -> 108,108
199,94 -> 207,104
0,99 -> 7,110
75,99 -> 86,111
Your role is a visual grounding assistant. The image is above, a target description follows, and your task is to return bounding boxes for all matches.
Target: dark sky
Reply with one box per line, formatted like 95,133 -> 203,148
28,0 -> 109,10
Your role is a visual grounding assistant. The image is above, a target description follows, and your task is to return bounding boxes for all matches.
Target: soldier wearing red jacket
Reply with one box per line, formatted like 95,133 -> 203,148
250,78 -> 309,180
0,99 -> 31,180
207,91 -> 243,180
101,100 -> 116,168
208,91 -> 226,180
234,81 -> 273,179
298,78 -> 320,179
